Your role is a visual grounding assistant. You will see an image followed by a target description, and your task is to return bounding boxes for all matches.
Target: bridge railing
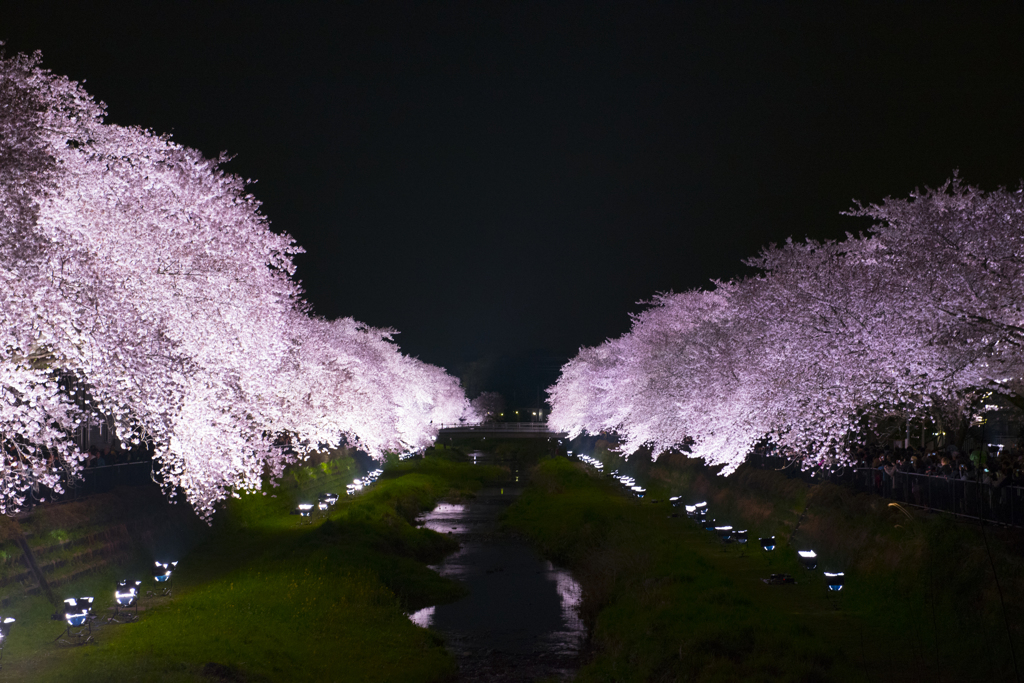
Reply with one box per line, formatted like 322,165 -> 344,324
435,422 -> 559,433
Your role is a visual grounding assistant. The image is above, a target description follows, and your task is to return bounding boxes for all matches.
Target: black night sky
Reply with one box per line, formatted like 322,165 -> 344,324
4,2 -> 1023,409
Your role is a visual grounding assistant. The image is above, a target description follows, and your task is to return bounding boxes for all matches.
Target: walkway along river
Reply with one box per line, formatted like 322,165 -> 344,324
410,472 -> 585,682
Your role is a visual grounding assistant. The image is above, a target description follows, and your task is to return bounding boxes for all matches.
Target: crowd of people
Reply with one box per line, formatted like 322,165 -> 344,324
748,442 -> 1024,525
850,443 -> 1024,485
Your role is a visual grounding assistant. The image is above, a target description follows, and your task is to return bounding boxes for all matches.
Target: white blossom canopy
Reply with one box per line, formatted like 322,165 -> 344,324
549,178 -> 1024,473
0,51 -> 470,517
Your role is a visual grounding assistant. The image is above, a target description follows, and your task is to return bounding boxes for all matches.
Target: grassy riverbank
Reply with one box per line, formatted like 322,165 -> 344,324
2,450 -> 505,682
504,457 -> 1023,683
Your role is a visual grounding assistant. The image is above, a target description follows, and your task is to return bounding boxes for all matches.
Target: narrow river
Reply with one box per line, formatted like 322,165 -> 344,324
411,483 -> 584,682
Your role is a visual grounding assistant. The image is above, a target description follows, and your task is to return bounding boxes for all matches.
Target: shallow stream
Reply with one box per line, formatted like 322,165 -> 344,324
411,479 -> 584,682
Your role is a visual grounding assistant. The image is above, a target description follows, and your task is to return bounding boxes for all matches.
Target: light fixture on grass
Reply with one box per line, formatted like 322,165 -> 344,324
797,550 -> 818,570
151,560 -> 178,596
0,616 -> 13,668
702,517 -> 717,532
64,597 -> 94,627
715,525 -> 733,542
318,493 -> 339,511
154,561 -> 177,582
824,572 -> 845,591
111,580 -> 142,622
293,502 -> 315,523
760,536 -> 776,552
685,505 -> 697,517
57,597 -> 95,643
735,530 -> 748,544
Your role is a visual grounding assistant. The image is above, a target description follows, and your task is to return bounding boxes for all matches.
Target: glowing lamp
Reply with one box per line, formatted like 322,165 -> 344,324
317,493 -> 339,511
115,580 -> 141,607
760,536 -> 776,552
64,597 -> 94,627
684,505 -> 697,516
715,525 -> 733,541
295,503 -> 314,517
0,616 -> 13,640
798,550 -> 818,570
824,572 -> 845,591
735,530 -> 748,544
154,561 -> 177,582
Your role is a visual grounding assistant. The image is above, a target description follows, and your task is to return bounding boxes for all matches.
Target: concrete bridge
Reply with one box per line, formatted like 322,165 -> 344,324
435,422 -> 567,441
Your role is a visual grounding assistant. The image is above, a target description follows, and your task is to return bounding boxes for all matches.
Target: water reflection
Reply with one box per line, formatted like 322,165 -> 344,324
411,489 -> 584,681
419,503 -> 467,535
408,605 -> 435,628
542,560 -> 585,655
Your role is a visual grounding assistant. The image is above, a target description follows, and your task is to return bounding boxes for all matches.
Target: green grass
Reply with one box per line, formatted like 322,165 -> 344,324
504,457 -> 1023,683
0,455 -> 505,682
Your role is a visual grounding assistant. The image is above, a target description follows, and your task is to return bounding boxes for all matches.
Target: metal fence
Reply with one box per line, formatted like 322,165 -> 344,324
832,467 -> 1024,527
436,421 -> 562,433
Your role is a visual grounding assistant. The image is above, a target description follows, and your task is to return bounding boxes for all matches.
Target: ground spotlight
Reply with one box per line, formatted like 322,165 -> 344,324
798,550 -> 818,570
715,525 -> 733,542
57,597 -> 95,643
760,536 -> 776,552
0,616 -> 13,667
154,561 -> 177,583
318,492 -> 339,511
111,580 -> 142,622
824,572 -> 845,591
64,597 -> 94,627
151,561 -> 177,596
735,530 -> 748,544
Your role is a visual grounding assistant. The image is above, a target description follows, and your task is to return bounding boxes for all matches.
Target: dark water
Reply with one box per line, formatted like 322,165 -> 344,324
411,482 -> 584,682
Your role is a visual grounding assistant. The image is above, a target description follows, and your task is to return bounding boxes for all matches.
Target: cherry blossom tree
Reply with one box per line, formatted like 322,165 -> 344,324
549,178 -> 1024,474
469,392 -> 506,421
0,50 -> 470,517
846,177 -> 1024,406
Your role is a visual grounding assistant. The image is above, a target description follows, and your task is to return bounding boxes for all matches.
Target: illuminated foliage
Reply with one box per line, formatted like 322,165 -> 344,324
0,52 -> 469,516
550,178 -> 1024,471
